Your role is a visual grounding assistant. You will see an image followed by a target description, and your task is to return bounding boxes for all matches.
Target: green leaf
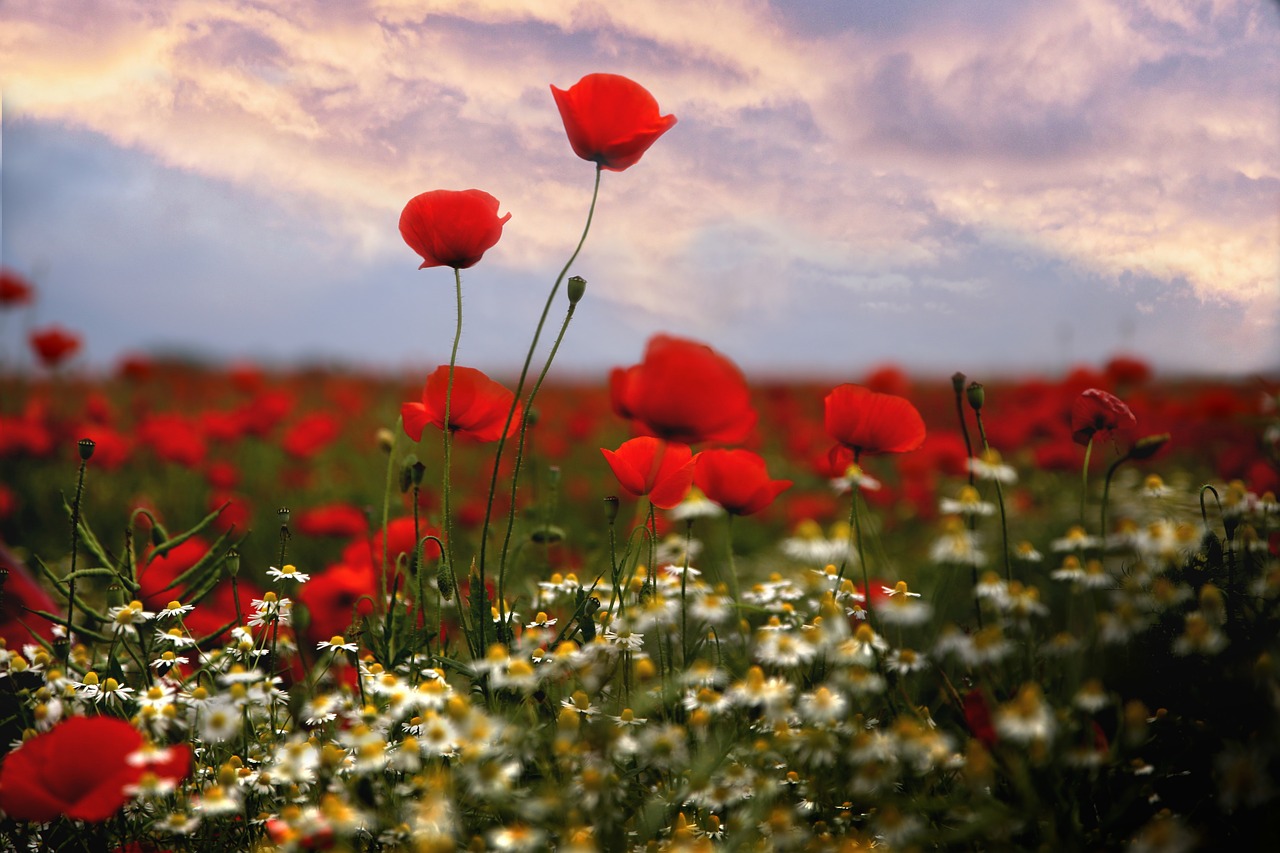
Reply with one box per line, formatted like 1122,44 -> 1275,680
147,501 -> 232,565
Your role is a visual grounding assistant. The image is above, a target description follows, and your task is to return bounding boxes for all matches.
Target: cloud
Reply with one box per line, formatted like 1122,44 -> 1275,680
0,0 -> 1276,375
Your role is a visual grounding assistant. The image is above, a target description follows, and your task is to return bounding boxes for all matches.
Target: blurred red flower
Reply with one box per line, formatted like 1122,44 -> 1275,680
610,335 -> 757,445
399,189 -> 510,270
551,73 -> 677,171
401,366 -> 520,443
297,562 -> 378,646
295,503 -> 369,538
824,384 -> 927,457
0,543 -> 58,648
0,716 -> 189,823
693,449 -> 792,516
29,326 -> 81,368
282,411 -> 342,459
137,413 -> 207,468
0,268 -> 34,307
1071,388 -> 1137,446
601,437 -> 697,509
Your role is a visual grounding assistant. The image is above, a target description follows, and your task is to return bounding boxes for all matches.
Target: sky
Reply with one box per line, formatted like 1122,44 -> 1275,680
1,0 -> 1277,380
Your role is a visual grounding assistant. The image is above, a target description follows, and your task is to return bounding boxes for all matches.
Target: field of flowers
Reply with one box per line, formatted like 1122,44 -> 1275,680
1,73 -> 1279,852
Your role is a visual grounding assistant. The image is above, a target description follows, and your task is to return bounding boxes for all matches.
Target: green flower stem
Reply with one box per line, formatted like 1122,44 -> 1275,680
65,455 -> 89,668
681,519 -> 694,665
380,416 -> 402,607
852,488 -> 876,632
973,409 -> 1012,583
479,166 -> 602,588
1080,437 -> 1095,530
442,267 -> 476,657
1100,455 -> 1128,554
495,297 -> 579,631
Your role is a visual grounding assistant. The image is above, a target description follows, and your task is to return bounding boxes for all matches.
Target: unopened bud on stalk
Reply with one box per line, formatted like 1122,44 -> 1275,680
149,522 -> 169,548
411,460 -> 427,487
375,428 -> 395,453
966,382 -> 985,412
567,275 -> 587,305
225,548 -> 242,578
1128,433 -> 1171,461
951,372 -> 966,394
77,438 -> 96,461
399,454 -> 419,493
436,568 -> 454,601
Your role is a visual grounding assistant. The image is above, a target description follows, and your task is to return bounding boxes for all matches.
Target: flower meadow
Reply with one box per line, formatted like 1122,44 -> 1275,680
2,74 -> 1279,853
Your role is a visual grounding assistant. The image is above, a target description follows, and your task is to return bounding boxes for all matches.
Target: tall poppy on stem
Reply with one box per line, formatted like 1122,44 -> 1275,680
398,188 -> 508,659
823,382 -> 926,626
552,73 -> 677,172
1071,388 -> 1138,530
601,437 -> 697,510
480,74 -> 678,640
694,448 -> 791,608
399,189 -> 510,270
29,326 -> 82,369
402,366 -> 521,444
611,334 -> 758,445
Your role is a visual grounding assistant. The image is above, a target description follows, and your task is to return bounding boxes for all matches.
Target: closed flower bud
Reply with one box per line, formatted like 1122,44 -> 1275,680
966,382 -> 985,412
567,275 -> 587,305
1128,433 -> 1171,461
77,438 -> 96,461
436,569 -> 454,602
375,428 -> 395,453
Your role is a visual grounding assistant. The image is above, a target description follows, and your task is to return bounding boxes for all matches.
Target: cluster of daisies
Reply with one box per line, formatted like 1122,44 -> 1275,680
1,458 -> 1278,851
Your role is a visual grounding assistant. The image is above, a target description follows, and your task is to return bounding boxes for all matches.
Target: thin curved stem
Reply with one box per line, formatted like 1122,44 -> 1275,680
442,267 -> 474,656
1080,437 -> 1095,530
479,167 -> 602,581
496,299 -> 578,627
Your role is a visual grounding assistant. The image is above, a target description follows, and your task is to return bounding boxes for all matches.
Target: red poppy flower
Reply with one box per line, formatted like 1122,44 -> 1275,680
399,189 -> 511,270
610,334 -> 757,445
963,689 -> 998,748
282,411 -> 342,459
0,268 -> 34,308
601,437 -> 697,509
551,73 -> 677,171
295,503 -> 369,538
0,716 -> 189,823
693,449 -> 792,516
29,325 -> 81,369
1071,388 -> 1137,446
296,562 -> 378,646
0,543 -> 58,648
823,383 -> 926,456
401,366 -> 520,443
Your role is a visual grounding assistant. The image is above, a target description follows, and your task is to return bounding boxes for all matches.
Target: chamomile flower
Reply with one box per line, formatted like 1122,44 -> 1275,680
248,592 -> 292,627
930,517 -> 987,566
879,581 -> 932,626
939,485 -> 995,517
885,647 -> 929,674
831,464 -> 882,495
154,626 -> 198,648
317,635 -> 359,653
107,600 -> 156,637
156,600 -> 195,620
669,486 -> 726,521
525,611 -> 557,629
968,448 -> 1017,483
267,564 -> 311,583
995,684 -> 1055,745
1051,525 -> 1102,553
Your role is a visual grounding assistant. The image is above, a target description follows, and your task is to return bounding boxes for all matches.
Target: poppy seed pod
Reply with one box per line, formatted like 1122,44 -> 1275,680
77,438 -> 96,461
966,382 -> 985,412
567,275 -> 587,305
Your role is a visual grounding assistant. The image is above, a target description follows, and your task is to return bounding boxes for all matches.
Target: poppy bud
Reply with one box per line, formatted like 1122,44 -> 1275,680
951,372 -> 966,394
77,438 -> 96,461
436,568 -> 454,602
411,460 -> 427,487
966,382 -> 985,412
567,275 -> 587,305
375,428 -> 395,453
149,521 -> 169,548
225,548 -> 241,578
1128,433 -> 1171,461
